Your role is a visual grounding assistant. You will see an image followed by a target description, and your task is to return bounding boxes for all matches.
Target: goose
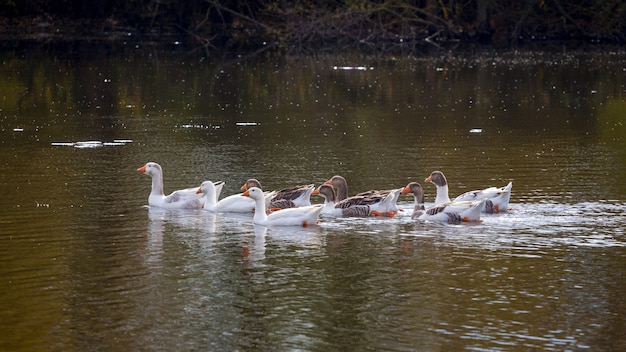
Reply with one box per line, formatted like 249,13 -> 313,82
137,162 -> 223,209
316,184 -> 401,217
323,175 -> 351,201
323,175 -> 401,215
424,171 -> 451,205
453,182 -> 513,213
196,181 -> 276,213
325,174 -> 395,199
316,184 -> 375,217
417,199 -> 490,224
242,187 -> 323,227
400,182 -> 426,219
241,179 -> 316,209
425,170 -> 512,213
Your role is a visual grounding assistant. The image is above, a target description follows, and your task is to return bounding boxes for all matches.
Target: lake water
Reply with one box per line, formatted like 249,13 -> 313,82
1,42 -> 625,351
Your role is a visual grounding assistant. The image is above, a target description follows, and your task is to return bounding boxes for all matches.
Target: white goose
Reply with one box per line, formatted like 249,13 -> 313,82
137,162 -> 223,209
453,182 -> 512,213
196,181 -> 275,213
242,187 -> 323,227
425,170 -> 512,213
241,179 -> 316,209
323,175 -> 401,216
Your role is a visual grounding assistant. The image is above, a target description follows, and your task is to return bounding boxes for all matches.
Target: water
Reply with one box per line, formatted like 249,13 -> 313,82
1,42 -> 625,351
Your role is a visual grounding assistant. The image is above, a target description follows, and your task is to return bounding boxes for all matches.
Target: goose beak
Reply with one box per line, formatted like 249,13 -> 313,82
401,186 -> 410,194
240,184 -> 248,191
196,188 -> 202,194
312,188 -> 319,195
242,190 -> 250,197
137,165 -> 147,173
424,176 -> 431,183
323,179 -> 332,185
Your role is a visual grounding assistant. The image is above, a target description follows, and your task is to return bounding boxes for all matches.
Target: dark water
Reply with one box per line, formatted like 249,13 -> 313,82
1,42 -> 625,351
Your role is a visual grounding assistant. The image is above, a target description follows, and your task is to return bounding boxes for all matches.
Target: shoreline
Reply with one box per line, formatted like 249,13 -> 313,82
1,16 -> 624,57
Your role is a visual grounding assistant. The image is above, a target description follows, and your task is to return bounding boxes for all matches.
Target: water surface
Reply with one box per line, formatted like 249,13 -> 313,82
1,42 -> 625,351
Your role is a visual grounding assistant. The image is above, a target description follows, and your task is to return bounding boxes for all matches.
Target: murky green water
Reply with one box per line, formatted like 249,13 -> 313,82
1,42 -> 625,351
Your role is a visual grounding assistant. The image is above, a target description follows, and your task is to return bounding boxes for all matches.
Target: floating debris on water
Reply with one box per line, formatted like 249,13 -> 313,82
332,66 -> 373,71
469,128 -> 483,133
74,141 -> 104,148
179,124 -> 221,129
13,128 -> 24,132
236,122 -> 259,126
51,139 -> 133,148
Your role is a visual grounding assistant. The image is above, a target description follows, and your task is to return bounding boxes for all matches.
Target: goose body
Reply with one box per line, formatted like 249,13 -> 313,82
417,199 -> 488,224
316,184 -> 376,217
137,162 -> 223,209
241,179 -> 316,209
242,187 -> 323,226
317,184 -> 401,217
323,175 -> 401,216
453,182 -> 512,213
197,181 -> 275,213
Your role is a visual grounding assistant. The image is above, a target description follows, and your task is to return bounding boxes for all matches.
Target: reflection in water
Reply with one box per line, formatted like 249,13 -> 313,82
145,207 -> 218,264
0,45 -> 625,351
240,225 -> 268,266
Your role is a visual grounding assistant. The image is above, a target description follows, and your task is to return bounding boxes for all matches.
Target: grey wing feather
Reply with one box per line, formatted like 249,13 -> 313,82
426,204 -> 447,215
446,213 -> 462,224
270,199 -> 296,209
341,205 -> 371,217
273,184 -> 313,201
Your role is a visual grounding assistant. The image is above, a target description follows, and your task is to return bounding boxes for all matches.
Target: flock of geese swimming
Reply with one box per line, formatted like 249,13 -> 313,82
137,162 -> 513,227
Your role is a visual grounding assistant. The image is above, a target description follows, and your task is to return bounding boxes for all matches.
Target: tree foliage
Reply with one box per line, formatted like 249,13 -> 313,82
1,0 -> 625,52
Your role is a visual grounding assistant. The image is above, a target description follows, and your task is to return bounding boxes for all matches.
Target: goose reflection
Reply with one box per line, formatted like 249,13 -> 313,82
241,225 -> 268,267
145,207 -> 217,264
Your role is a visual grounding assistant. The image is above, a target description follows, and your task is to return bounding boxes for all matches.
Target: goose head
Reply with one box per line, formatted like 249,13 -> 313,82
425,171 -> 447,188
137,162 -> 162,177
241,178 -> 263,191
324,175 -> 348,200
196,180 -> 216,195
241,187 -> 264,200
401,182 -> 425,204
316,184 -> 337,202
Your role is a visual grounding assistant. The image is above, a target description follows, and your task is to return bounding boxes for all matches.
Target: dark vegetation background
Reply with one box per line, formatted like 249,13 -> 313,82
1,0 -> 625,54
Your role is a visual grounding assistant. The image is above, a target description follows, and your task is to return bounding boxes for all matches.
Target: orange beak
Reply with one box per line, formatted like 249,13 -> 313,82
242,190 -> 250,197
424,176 -> 431,183
196,187 -> 202,194
240,183 -> 248,191
312,188 -> 320,195
137,165 -> 146,173
324,179 -> 332,185
401,186 -> 410,194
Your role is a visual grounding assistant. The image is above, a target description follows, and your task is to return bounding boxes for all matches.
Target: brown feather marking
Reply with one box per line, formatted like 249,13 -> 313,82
426,204 -> 447,215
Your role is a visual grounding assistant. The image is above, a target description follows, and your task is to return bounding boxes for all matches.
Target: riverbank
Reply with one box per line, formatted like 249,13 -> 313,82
0,14 -> 623,58
0,16 -> 177,41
